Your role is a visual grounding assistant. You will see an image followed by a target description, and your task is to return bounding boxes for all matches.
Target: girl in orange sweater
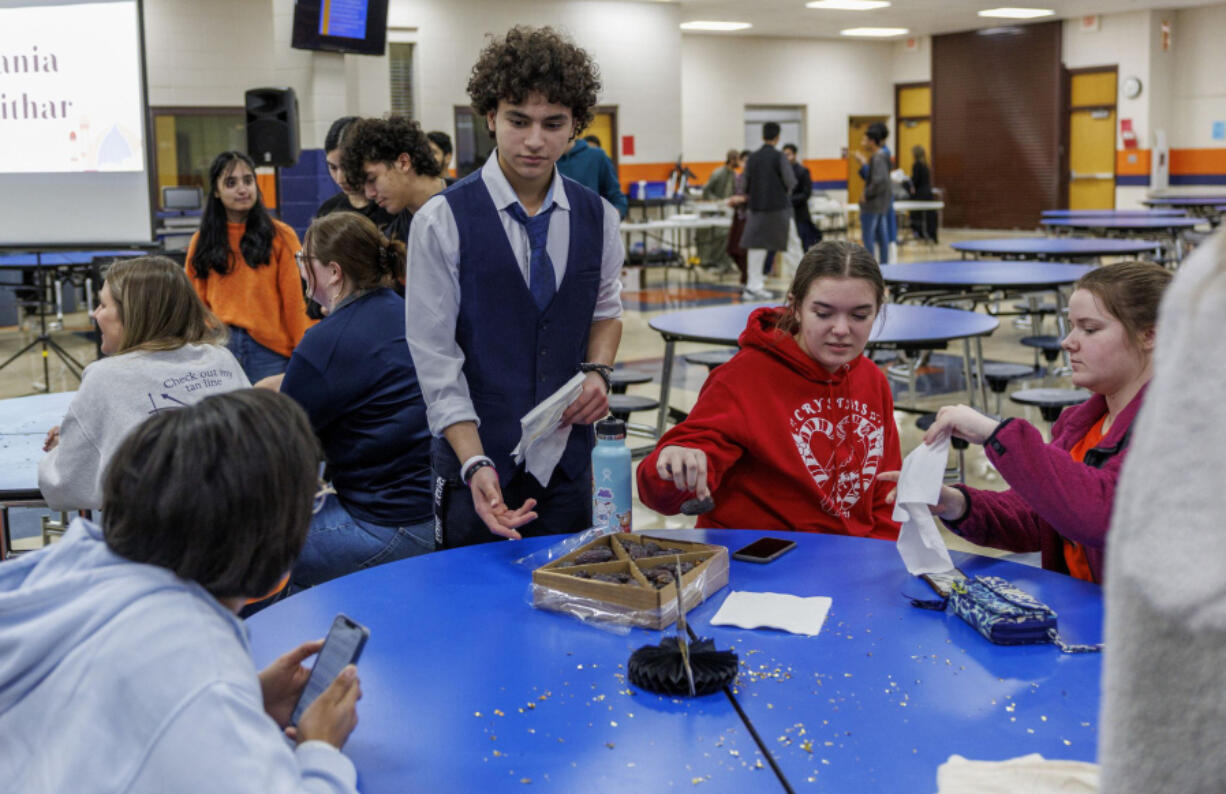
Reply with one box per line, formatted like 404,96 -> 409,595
186,150 -> 314,381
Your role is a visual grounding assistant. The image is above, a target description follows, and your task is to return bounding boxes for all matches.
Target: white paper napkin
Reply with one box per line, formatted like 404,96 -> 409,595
892,435 -> 957,576
937,753 -> 1100,793
511,372 -> 587,486
709,591 -> 833,636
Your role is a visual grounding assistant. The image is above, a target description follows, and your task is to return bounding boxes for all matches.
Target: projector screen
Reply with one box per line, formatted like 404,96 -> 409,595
0,0 -> 153,246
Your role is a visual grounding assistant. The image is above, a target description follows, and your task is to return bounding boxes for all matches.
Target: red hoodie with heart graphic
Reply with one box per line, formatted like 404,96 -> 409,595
638,306 -> 902,539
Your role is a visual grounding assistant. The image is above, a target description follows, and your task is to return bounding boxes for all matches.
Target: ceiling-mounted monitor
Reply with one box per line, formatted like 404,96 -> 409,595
291,0 -> 389,56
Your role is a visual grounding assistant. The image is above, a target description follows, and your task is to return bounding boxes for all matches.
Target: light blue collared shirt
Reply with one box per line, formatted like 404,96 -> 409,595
405,151 -> 624,436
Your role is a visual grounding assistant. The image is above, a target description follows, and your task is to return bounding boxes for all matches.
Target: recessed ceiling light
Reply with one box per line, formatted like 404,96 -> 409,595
840,27 -> 909,37
680,20 -> 753,31
978,7 -> 1055,19
806,0 -> 891,10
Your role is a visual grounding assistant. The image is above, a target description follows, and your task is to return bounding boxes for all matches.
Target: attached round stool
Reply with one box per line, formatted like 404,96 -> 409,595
683,349 -> 737,371
916,412 -> 968,483
1020,335 -> 1064,371
608,394 -> 661,423
609,370 -> 652,395
980,362 -> 1037,415
1009,388 -> 1091,424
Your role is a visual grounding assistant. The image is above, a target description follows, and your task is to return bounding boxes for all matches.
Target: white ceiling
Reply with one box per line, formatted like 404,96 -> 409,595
673,0 -> 1223,39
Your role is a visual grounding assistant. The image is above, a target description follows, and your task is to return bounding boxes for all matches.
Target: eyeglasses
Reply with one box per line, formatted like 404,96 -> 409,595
294,250 -> 307,269
313,460 -> 337,514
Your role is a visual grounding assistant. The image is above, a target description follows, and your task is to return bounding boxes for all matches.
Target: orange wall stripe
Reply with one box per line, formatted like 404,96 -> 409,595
1170,148 -> 1226,175
1116,149 -> 1151,176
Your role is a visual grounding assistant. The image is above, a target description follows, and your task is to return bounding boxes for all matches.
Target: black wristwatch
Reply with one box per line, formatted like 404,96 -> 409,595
579,362 -> 614,393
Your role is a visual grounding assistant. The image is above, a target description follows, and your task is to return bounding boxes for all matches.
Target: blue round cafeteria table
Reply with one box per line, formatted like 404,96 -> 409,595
1141,195 -> 1226,207
1040,208 -> 1186,219
951,237 -> 1160,260
1039,215 -> 1201,233
648,301 -> 999,434
246,530 -> 1103,793
881,260 -> 1094,291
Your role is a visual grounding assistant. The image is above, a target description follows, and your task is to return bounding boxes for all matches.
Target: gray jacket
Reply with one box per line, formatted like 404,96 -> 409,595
859,149 -> 891,215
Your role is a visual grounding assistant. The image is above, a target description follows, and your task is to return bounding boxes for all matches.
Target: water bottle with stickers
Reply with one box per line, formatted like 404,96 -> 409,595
592,417 -> 632,532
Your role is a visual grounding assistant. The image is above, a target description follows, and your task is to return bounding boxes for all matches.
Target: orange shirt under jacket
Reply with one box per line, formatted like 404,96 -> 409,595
186,220 -> 314,358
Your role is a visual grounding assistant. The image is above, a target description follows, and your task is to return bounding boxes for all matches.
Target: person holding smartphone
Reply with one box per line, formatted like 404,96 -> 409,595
0,391 -> 362,794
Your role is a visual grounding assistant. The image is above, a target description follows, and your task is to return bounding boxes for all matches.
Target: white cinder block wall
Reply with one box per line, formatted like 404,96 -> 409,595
385,0 -> 683,167
1172,4 -> 1226,150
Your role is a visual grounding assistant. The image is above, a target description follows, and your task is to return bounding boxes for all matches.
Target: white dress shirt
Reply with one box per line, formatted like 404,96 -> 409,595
406,151 -> 624,436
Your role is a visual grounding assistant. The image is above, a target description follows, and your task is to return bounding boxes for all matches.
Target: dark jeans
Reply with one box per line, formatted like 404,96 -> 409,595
432,442 -> 592,549
226,325 -> 289,382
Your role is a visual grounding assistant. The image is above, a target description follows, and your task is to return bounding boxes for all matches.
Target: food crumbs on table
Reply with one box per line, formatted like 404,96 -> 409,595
492,750 -> 503,757
606,742 -> 615,749
520,778 -> 531,784
801,740 -> 813,753
611,721 -> 619,727
494,709 -> 505,716
474,711 -> 482,717
1063,739 -> 1072,746
1041,715 -> 1047,722
755,760 -> 764,769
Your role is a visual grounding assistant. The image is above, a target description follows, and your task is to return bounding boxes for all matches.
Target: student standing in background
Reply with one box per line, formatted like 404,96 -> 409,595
186,150 -> 313,381
908,144 -> 937,243
740,122 -> 796,299
697,148 -> 739,274
340,116 -> 446,246
557,133 -> 628,219
315,116 -> 395,229
406,26 -> 623,549
854,123 -> 891,264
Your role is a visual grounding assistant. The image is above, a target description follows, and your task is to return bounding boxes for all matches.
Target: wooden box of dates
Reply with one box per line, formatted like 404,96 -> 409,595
532,533 -> 729,629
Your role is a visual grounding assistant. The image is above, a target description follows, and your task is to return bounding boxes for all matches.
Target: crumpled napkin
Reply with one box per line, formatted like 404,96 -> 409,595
892,435 -> 957,576
937,753 -> 1100,793
709,591 -> 833,636
511,372 -> 587,486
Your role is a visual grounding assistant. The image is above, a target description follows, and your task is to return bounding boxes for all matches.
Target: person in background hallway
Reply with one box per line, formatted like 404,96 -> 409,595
556,131 -> 628,219
726,149 -> 751,284
697,149 -> 739,274
341,116 -> 446,247
1099,231 -> 1226,793
186,150 -> 313,382
907,144 -> 937,243
426,130 -> 455,185
853,123 -> 891,263
783,143 -> 822,251
740,122 -> 796,300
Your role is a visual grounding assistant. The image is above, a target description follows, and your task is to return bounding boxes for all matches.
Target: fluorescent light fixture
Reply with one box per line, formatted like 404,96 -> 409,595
978,7 -> 1055,18
841,26 -> 909,37
806,0 -> 891,10
680,20 -> 752,31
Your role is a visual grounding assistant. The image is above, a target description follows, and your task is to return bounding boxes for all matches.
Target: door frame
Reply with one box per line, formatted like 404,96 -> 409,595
848,114 -> 890,205
583,105 -> 619,168
894,81 -> 932,180
1063,65 -> 1117,210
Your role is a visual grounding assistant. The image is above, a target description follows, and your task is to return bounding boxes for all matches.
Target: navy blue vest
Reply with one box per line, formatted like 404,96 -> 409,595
440,170 -> 603,485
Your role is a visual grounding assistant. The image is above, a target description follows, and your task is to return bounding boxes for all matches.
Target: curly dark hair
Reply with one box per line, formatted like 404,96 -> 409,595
467,26 -> 601,138
339,116 -> 441,193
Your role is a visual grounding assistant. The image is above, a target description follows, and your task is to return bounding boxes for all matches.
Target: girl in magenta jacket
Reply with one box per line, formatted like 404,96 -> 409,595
881,261 -> 1172,583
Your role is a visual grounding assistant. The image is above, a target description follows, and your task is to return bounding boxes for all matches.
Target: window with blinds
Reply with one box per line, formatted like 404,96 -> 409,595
389,42 -> 414,118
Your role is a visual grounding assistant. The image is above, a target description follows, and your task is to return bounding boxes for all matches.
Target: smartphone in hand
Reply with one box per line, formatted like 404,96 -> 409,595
290,614 -> 369,726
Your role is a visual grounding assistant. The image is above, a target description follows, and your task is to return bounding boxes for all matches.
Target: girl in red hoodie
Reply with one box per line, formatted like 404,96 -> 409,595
638,241 -> 902,539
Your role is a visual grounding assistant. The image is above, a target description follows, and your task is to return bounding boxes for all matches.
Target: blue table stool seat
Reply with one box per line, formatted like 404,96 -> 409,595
981,362 -> 1038,414
1020,335 -> 1064,367
1010,387 -> 1091,424
609,370 -> 652,395
683,349 -> 737,371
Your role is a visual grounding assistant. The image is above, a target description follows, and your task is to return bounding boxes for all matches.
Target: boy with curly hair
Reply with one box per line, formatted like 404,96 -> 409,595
406,26 -> 624,548
341,116 -> 445,243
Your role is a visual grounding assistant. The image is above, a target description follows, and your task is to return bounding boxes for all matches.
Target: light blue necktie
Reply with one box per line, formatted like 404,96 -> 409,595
506,202 -> 557,310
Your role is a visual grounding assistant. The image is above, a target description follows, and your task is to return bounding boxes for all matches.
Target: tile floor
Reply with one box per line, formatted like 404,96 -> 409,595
2,225 -> 1075,563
